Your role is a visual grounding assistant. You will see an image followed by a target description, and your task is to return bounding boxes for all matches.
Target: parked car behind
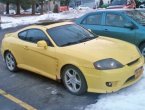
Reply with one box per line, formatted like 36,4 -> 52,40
76,9 -> 145,55
108,0 -> 136,9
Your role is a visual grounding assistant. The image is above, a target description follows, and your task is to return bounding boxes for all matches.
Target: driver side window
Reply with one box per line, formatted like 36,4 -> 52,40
105,13 -> 129,28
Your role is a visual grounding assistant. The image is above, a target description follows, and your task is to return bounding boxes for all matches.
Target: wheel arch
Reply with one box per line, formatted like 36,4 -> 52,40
60,64 -> 78,79
3,50 -> 11,58
3,50 -> 18,64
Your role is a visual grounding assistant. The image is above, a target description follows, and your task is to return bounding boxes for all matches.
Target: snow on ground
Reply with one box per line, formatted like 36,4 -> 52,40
86,69 -> 145,110
1,8 -> 94,29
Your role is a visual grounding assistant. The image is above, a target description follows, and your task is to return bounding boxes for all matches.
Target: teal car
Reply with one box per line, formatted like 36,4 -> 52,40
76,9 -> 145,55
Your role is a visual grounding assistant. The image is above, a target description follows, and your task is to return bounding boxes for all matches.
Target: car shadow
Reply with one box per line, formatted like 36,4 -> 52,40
17,69 -> 100,108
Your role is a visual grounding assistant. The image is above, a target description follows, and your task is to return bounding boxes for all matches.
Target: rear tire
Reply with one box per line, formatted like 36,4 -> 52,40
4,52 -> 18,72
62,65 -> 87,95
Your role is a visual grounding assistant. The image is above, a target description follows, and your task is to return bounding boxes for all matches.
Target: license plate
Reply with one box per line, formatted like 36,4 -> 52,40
135,67 -> 144,78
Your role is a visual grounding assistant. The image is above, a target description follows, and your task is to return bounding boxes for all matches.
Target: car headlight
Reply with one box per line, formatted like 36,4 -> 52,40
94,58 -> 123,70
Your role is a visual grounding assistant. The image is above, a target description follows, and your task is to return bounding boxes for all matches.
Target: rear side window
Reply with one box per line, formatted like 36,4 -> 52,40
18,29 -> 53,46
26,29 -> 47,43
82,14 -> 102,25
18,31 -> 27,40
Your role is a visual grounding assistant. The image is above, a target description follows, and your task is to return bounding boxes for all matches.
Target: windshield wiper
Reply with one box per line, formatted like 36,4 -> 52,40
61,37 -> 97,47
61,41 -> 79,47
79,37 -> 97,43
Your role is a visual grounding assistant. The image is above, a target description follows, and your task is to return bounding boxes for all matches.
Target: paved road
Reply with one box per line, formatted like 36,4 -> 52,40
0,26 -> 99,110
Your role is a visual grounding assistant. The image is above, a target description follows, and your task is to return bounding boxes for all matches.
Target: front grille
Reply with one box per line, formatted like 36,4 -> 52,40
127,58 -> 139,66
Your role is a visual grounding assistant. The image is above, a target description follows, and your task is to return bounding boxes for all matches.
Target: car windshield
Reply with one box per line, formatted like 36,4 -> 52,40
125,10 -> 145,25
47,24 -> 97,47
111,0 -> 127,5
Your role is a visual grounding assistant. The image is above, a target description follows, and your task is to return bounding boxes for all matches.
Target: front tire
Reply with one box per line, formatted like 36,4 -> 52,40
62,65 -> 87,95
4,52 -> 18,72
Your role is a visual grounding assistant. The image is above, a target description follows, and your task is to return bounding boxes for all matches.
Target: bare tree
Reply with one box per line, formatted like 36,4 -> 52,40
6,1 -> 10,14
16,0 -> 20,15
31,0 -> 36,15
39,0 -> 44,14
99,0 -> 104,8
0,0 -> 10,14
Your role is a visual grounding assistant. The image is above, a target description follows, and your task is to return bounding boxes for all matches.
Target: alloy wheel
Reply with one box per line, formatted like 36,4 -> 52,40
5,52 -> 16,71
64,68 -> 82,93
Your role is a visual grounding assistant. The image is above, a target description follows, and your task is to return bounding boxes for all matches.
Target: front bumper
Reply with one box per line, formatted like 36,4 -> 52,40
80,56 -> 144,93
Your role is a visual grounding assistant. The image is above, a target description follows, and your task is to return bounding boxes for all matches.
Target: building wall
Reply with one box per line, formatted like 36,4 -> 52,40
69,0 -> 81,7
82,0 -> 95,3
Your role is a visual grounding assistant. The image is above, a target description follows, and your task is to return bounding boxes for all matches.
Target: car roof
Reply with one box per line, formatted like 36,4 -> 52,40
94,8 -> 145,13
44,21 -> 74,29
18,21 -> 74,32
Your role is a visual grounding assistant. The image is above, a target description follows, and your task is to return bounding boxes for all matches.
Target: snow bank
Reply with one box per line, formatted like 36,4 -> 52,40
48,9 -> 94,20
86,69 -> 145,110
1,14 -> 49,29
1,8 -> 94,29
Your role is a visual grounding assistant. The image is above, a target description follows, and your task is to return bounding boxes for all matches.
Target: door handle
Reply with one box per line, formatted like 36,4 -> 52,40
24,46 -> 29,50
104,29 -> 109,31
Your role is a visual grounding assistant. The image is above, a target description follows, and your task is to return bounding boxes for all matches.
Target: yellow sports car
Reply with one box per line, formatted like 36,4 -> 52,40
1,22 -> 144,95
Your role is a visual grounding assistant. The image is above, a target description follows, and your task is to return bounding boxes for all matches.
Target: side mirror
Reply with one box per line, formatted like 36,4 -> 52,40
88,29 -> 92,32
124,23 -> 135,29
37,40 -> 48,49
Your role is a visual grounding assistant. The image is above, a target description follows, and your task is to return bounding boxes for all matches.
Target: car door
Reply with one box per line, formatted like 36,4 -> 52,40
13,30 -> 28,65
20,29 -> 58,79
102,12 -> 136,43
79,12 -> 104,35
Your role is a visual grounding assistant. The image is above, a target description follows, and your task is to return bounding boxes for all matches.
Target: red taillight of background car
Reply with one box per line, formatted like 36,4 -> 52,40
59,6 -> 69,12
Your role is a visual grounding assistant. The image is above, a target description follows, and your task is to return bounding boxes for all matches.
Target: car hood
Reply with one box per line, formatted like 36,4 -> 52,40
63,37 -> 140,65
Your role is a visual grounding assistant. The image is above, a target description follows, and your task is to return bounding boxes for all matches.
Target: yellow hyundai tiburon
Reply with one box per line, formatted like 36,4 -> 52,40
1,22 -> 144,95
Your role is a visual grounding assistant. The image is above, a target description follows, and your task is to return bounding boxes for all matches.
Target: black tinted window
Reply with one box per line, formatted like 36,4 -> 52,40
47,24 -> 97,47
105,13 -> 128,27
82,14 -> 102,25
18,31 -> 27,40
19,29 -> 53,46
